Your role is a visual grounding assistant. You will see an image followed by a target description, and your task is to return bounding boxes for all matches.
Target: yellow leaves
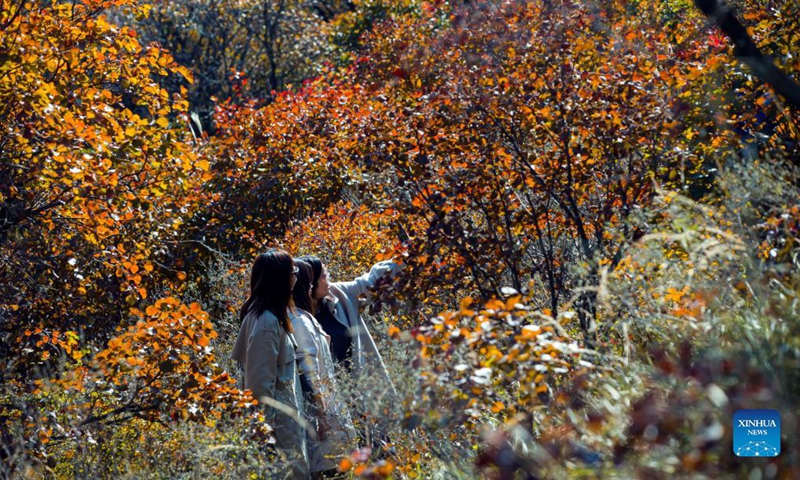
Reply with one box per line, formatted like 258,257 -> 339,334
196,159 -> 210,172
664,286 -> 689,303
134,3 -> 153,20
156,54 -> 170,69
45,57 -> 59,73
685,65 -> 705,81
419,290 -> 580,413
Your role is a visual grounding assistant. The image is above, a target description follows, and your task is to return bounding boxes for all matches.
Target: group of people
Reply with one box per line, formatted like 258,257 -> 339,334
231,250 -> 400,479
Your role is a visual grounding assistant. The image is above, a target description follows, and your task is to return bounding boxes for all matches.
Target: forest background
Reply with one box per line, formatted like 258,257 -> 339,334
2,0 -> 800,477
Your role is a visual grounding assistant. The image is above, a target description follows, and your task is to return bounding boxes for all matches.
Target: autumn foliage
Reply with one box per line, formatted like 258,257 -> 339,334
3,0 -> 800,477
0,0 -> 249,471
0,0 -> 209,363
281,201 -> 397,280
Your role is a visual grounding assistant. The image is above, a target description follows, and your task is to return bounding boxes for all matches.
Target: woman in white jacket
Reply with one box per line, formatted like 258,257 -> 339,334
298,255 -> 400,445
231,249 -> 309,479
290,259 -> 357,477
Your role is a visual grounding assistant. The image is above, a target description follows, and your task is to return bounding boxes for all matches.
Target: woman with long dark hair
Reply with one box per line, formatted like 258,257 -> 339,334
231,249 -> 309,479
290,259 -> 356,477
297,255 -> 400,445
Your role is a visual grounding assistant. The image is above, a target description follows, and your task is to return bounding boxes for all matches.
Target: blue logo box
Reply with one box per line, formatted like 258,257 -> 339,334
733,409 -> 781,457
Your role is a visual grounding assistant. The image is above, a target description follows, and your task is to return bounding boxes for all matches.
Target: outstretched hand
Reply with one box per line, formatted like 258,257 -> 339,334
367,259 -> 404,284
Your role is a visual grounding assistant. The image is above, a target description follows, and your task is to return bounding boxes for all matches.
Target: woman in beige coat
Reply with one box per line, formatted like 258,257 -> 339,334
231,249 -> 309,479
298,256 -> 400,445
290,259 -> 357,477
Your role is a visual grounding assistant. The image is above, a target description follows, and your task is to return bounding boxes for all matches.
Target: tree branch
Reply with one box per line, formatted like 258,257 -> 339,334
695,0 -> 800,109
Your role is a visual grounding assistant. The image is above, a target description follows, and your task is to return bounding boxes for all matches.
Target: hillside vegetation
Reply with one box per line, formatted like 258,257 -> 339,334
2,0 -> 799,477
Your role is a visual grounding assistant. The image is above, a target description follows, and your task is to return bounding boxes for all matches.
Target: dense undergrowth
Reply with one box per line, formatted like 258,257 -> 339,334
2,0 -> 800,478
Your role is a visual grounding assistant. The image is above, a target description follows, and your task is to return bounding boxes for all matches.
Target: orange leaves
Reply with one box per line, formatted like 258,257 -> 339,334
652,284 -> 707,320
88,297 -> 247,423
196,84 -> 369,259
459,296 -> 474,310
312,0 -> 711,321
281,201 -> 397,281
20,328 -> 85,364
1,0 -> 205,366
338,447 -> 395,478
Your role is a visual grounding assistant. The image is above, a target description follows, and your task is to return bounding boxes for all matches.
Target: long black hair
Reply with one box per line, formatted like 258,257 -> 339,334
297,254 -> 325,306
291,259 -> 316,316
239,249 -> 294,332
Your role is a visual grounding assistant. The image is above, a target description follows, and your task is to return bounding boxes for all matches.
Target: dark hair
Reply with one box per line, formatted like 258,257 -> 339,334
291,259 -> 316,316
297,255 -> 325,309
239,249 -> 294,332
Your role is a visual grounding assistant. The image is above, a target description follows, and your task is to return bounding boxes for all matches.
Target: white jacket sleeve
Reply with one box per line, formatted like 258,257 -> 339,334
332,260 -> 402,300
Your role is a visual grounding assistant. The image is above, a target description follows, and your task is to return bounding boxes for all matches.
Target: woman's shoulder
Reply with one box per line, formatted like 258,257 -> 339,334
289,307 -> 312,321
290,308 -> 316,332
291,308 -> 329,337
244,308 -> 281,329
327,284 -> 348,302
292,307 -> 324,327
